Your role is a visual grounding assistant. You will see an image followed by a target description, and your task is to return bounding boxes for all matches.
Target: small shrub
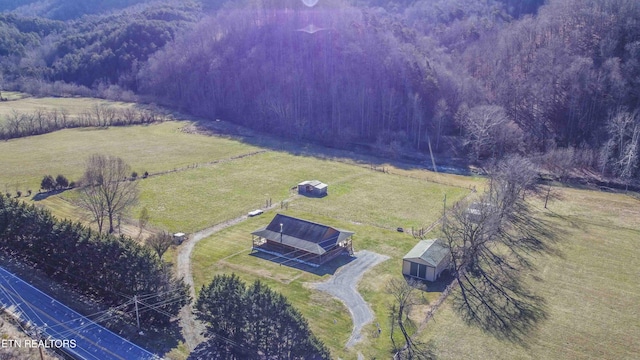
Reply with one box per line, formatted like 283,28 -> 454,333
41,175 -> 56,191
69,181 -> 76,188
55,174 -> 69,189
131,171 -> 138,180
26,190 -> 32,196
16,191 -> 21,198
142,171 -> 149,179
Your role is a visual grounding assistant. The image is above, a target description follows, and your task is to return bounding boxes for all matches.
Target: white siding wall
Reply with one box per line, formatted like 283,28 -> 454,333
402,260 -> 411,276
426,266 -> 436,281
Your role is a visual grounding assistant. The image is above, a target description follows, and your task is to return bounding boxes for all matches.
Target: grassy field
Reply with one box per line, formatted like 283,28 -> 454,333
0,121 -> 261,194
0,115 -> 473,357
181,153 -> 471,358
134,150 -> 470,233
189,208 -> 446,359
0,91 -> 29,101
418,188 -> 640,360
2,95 -> 638,359
0,92 -> 135,125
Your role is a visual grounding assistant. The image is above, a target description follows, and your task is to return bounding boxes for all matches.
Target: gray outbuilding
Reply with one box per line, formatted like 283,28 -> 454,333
297,180 -> 328,197
402,239 -> 450,281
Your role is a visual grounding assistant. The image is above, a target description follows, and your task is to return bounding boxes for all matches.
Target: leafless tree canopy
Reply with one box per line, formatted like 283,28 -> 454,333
147,231 -> 174,260
601,109 -> 640,182
456,105 -> 524,161
78,154 -> 139,234
443,155 -> 557,341
386,279 -> 435,360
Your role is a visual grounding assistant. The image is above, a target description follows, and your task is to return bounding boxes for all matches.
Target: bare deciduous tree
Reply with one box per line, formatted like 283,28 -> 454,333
78,182 -> 107,234
146,231 -> 174,260
443,155 -> 554,341
386,279 -> 434,360
601,109 -> 640,184
457,105 -> 520,161
78,154 -> 139,234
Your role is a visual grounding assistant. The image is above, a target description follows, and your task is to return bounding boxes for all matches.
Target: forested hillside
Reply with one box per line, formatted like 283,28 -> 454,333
1,0 -> 639,183
2,0 -> 159,20
1,1 -> 200,92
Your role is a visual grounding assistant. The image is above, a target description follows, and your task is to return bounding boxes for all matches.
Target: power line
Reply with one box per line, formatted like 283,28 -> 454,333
0,272 -> 48,328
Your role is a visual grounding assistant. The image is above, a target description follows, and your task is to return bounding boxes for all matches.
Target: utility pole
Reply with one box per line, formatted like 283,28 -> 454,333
442,194 -> 447,231
134,295 -> 140,329
279,223 -> 284,258
544,186 -> 551,209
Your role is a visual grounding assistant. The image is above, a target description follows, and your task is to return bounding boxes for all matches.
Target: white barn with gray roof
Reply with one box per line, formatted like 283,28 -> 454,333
297,180 -> 328,197
402,239 -> 450,281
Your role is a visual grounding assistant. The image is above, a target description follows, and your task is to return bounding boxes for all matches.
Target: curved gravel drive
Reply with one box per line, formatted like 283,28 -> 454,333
176,199 -> 286,350
176,215 -> 249,351
311,250 -> 390,348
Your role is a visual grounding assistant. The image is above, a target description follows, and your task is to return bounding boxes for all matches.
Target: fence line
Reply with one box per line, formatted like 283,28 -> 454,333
143,150 -> 269,179
335,159 -> 473,190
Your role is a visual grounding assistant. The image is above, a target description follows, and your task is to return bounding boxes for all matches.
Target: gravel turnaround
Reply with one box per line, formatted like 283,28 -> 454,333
311,250 -> 390,348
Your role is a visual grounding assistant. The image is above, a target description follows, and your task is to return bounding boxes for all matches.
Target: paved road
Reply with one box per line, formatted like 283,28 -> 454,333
311,250 -> 390,348
0,266 -> 157,360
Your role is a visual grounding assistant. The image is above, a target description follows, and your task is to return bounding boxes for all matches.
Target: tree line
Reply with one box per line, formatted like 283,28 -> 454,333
442,155 -> 556,341
0,194 -> 189,327
0,104 -> 167,140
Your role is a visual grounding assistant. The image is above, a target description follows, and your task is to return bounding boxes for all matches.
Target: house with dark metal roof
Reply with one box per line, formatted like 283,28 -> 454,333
297,180 -> 328,197
402,239 -> 450,281
251,214 -> 353,267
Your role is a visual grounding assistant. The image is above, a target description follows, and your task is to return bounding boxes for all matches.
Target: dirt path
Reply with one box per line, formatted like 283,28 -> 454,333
311,250 -> 390,348
175,198 -> 291,351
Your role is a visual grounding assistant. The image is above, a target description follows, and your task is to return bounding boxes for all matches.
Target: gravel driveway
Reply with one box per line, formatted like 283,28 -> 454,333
176,215 -> 249,350
311,250 -> 390,348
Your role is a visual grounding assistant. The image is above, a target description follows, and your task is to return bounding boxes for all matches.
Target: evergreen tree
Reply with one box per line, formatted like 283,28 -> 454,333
193,274 -> 330,360
0,195 -> 189,328
55,174 -> 69,189
40,175 -> 56,191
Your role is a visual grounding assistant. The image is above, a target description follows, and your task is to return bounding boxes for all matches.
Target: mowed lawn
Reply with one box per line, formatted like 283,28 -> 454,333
136,151 -> 366,233
290,172 -> 468,230
185,159 -> 471,358
0,121 -> 260,193
139,150 -> 470,233
190,207 -> 446,359
418,188 -> 640,360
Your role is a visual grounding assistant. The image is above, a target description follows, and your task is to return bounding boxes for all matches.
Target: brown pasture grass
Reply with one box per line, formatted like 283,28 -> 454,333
417,188 -> 640,360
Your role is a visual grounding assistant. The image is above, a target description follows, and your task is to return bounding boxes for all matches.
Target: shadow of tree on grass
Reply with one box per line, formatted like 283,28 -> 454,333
449,204 -> 569,344
442,156 -> 569,345
452,268 -> 548,345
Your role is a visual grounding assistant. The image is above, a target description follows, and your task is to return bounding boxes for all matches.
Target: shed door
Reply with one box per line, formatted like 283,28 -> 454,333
410,262 -> 427,279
